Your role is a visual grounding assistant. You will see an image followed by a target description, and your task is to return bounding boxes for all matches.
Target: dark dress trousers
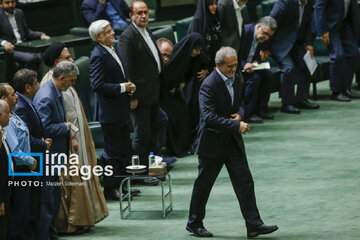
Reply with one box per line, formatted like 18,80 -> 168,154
13,93 -> 47,240
241,24 -> 272,119
312,0 -> 360,93
270,0 -> 315,105
117,23 -> 162,166
90,44 -> 132,190
187,70 -> 263,229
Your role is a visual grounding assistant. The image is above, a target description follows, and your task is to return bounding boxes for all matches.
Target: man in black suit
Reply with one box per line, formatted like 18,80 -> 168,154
186,47 -> 278,238
240,17 -> 276,123
117,0 -> 162,181
89,20 -> 137,200
0,0 -> 50,81
218,0 -> 248,55
270,0 -> 319,113
12,68 -> 51,240
0,99 -> 13,240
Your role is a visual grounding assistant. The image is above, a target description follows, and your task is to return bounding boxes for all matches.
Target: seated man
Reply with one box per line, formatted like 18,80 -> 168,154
0,0 -> 50,80
241,17 -> 276,123
81,0 -> 129,29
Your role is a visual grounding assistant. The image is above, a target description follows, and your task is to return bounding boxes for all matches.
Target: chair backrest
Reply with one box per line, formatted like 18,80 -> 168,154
73,56 -> 94,122
175,16 -> 193,41
153,26 -> 176,44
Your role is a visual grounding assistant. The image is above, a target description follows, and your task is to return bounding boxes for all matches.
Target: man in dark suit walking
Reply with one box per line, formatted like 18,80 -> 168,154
117,0 -> 162,182
313,0 -> 360,101
0,0 -> 50,81
270,0 -> 320,113
89,19 -> 136,200
186,47 -> 278,238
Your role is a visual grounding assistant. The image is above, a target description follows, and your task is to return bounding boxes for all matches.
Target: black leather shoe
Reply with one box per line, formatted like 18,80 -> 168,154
247,224 -> 278,238
246,114 -> 263,124
281,105 -> 300,114
330,92 -> 351,102
186,225 -> 213,238
343,90 -> 360,98
142,178 -> 159,186
257,110 -> 274,120
295,99 -> 320,109
104,189 -> 120,201
122,187 -> 141,196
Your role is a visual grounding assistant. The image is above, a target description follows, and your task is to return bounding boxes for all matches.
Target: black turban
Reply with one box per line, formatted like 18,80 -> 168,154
42,42 -> 66,67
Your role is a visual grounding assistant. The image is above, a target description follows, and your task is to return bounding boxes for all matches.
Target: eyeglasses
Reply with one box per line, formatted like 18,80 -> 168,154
259,26 -> 272,37
102,29 -> 114,35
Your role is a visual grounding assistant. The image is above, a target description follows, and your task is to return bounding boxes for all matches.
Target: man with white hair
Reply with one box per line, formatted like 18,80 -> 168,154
186,47 -> 278,238
89,19 -> 137,200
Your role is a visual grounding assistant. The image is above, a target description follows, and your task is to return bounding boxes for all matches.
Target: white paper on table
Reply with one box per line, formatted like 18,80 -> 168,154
241,62 -> 271,72
303,50 -> 318,76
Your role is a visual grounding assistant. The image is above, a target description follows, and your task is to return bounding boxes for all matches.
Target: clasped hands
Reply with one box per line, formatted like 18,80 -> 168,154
230,113 -> 250,134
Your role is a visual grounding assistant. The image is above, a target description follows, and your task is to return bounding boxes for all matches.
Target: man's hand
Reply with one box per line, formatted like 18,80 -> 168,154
130,99 -> 138,110
3,41 -> 15,54
42,137 -> 52,150
179,82 -> 185,91
72,138 -> 79,152
169,88 -> 176,95
0,202 -> 4,216
243,63 -> 254,73
239,121 -> 250,134
320,32 -> 330,46
230,113 -> 242,122
66,122 -> 72,130
98,0 -> 106,3
29,158 -> 37,171
304,45 -> 314,58
197,69 -> 209,82
260,50 -> 270,61
40,33 -> 50,40
125,82 -> 136,96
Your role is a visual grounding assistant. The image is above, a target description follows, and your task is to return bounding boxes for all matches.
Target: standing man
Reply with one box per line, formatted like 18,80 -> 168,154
186,47 -> 278,238
0,0 -> 50,81
89,19 -> 137,200
270,0 -> 320,113
313,0 -> 360,100
241,17 -> 276,123
218,0 -> 248,56
33,61 -> 78,240
117,0 -> 162,182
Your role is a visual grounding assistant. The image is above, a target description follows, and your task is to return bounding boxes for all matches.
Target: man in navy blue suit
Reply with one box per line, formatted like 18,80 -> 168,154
313,0 -> 360,101
13,69 -> 52,240
81,0 -> 129,29
33,61 -> 78,240
240,17 -> 276,123
186,47 -> 278,238
89,20 -> 137,200
270,0 -> 320,113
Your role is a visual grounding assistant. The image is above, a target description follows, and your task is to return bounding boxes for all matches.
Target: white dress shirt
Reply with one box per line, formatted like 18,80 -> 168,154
2,10 -> 22,45
233,0 -> 245,37
132,22 -> 162,73
344,0 -> 351,19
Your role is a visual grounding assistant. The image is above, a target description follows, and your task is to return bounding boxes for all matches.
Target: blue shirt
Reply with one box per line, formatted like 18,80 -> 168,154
216,68 -> 234,105
4,112 -> 34,166
106,1 -> 128,29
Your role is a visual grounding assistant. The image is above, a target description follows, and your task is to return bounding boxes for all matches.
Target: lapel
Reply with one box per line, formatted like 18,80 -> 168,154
232,74 -> 240,109
229,0 -> 240,36
215,71 -> 232,107
49,81 -> 66,121
295,0 -> 300,30
0,9 -> 16,42
14,9 -> 25,41
97,44 -> 126,79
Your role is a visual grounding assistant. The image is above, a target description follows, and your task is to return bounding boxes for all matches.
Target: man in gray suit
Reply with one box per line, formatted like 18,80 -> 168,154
0,0 -> 50,80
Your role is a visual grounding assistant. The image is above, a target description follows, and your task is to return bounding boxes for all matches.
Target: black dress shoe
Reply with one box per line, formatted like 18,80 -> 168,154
186,225 -> 213,238
247,224 -> 278,238
246,114 -> 263,124
257,110 -> 274,120
343,90 -> 360,98
104,189 -> 120,201
142,178 -> 159,186
330,92 -> 351,102
281,105 -> 300,114
295,99 -> 320,109
122,187 -> 141,196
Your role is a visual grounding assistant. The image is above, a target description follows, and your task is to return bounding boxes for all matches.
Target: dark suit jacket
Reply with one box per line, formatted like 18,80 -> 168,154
0,8 -> 42,44
90,44 -> 130,123
117,23 -> 162,106
14,94 -> 47,153
0,140 -> 12,205
240,24 -> 267,69
312,0 -> 360,44
270,0 -> 315,62
218,0 -> 245,53
33,80 -> 69,160
196,70 -> 245,159
81,0 -> 129,25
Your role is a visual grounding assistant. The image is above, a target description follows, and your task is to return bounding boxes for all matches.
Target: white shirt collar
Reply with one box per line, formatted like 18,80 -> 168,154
132,22 -> 147,34
100,43 -> 115,52
233,0 -> 245,10
216,68 -> 230,81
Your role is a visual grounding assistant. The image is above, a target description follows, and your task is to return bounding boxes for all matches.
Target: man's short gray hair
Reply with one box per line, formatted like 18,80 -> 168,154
53,61 -> 79,79
258,16 -> 277,31
89,20 -> 110,42
215,47 -> 237,64
0,99 -> 7,114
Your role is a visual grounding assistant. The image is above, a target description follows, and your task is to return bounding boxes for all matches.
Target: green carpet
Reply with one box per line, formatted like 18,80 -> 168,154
63,81 -> 360,240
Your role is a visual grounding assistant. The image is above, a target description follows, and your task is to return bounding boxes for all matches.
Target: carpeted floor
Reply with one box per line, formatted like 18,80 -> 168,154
63,81 -> 360,240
